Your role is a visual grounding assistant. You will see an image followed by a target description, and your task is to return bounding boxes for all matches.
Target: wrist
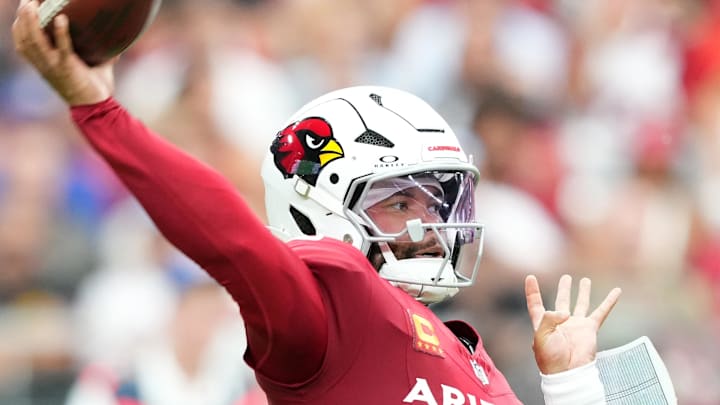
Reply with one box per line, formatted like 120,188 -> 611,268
63,85 -> 111,107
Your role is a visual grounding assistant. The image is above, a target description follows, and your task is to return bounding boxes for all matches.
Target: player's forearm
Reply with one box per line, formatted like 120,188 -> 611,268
71,98 -> 267,269
71,98 -> 329,382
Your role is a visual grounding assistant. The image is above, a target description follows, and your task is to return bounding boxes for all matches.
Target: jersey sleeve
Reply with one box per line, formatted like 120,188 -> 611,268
71,98 -> 327,384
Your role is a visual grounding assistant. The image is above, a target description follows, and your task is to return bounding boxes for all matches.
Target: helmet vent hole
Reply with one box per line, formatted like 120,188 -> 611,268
355,130 -> 395,148
289,206 -> 316,236
369,93 -> 383,106
330,173 -> 339,184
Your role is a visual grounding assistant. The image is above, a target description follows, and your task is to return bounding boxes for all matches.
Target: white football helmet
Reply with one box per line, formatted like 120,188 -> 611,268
261,86 -> 484,304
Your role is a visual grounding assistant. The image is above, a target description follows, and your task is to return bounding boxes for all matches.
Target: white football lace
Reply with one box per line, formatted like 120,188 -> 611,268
37,0 -> 70,28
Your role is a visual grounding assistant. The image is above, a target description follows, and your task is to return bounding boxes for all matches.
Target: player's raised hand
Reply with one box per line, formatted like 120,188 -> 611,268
12,0 -> 115,106
525,274 -> 621,375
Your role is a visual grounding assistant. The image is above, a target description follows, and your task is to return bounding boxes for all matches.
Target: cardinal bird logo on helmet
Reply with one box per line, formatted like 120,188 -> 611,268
270,117 -> 345,186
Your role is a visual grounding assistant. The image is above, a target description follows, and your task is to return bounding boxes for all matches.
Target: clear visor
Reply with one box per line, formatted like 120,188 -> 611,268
359,171 -> 476,233
352,170 -> 483,286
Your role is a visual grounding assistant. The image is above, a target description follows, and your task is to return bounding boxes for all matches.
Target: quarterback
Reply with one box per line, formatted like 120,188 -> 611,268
13,2 -> 621,404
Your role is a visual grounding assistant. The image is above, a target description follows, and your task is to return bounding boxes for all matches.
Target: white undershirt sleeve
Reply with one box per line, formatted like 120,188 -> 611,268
540,360 -> 606,405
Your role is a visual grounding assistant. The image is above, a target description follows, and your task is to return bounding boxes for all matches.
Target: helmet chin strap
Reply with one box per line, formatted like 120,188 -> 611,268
376,242 -> 459,305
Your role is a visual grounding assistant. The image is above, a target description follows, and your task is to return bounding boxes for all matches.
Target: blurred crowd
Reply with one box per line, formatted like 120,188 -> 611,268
1,0 -> 720,403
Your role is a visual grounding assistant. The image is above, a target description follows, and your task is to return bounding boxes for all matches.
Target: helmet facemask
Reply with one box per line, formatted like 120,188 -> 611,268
346,168 -> 485,304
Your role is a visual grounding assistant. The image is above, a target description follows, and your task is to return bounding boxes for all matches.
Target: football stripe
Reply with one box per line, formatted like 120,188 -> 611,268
38,0 -> 70,28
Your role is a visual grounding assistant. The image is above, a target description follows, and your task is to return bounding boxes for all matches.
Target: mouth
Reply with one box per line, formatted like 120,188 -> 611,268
413,247 -> 444,258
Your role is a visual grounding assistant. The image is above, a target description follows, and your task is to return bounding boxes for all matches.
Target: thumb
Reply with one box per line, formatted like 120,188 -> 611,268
536,310 -> 570,335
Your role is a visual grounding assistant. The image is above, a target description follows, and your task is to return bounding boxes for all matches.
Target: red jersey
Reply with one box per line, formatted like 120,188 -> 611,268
71,99 -> 522,405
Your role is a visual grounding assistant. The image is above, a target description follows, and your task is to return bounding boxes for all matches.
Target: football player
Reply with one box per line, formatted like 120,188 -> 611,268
13,2 -> 621,404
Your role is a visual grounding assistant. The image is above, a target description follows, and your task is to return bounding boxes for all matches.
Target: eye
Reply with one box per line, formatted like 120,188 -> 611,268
390,201 -> 409,211
305,134 -> 326,149
428,204 -> 442,215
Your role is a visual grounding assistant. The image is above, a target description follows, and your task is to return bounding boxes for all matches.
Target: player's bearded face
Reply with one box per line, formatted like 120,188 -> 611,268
365,187 -> 447,268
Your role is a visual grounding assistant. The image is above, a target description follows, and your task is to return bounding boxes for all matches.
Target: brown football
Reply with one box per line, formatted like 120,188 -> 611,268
38,0 -> 162,66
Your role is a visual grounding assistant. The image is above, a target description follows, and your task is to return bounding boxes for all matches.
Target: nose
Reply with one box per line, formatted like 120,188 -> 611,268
406,218 -> 444,243
419,208 -> 442,224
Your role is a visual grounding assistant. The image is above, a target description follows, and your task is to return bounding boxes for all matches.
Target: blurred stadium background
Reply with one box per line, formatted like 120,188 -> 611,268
1,0 -> 720,403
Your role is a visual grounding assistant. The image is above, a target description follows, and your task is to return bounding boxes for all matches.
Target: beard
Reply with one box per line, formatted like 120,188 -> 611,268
367,235 -> 443,270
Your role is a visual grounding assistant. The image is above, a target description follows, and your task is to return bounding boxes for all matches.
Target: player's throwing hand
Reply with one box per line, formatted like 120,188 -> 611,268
525,274 -> 622,375
12,0 -> 114,105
